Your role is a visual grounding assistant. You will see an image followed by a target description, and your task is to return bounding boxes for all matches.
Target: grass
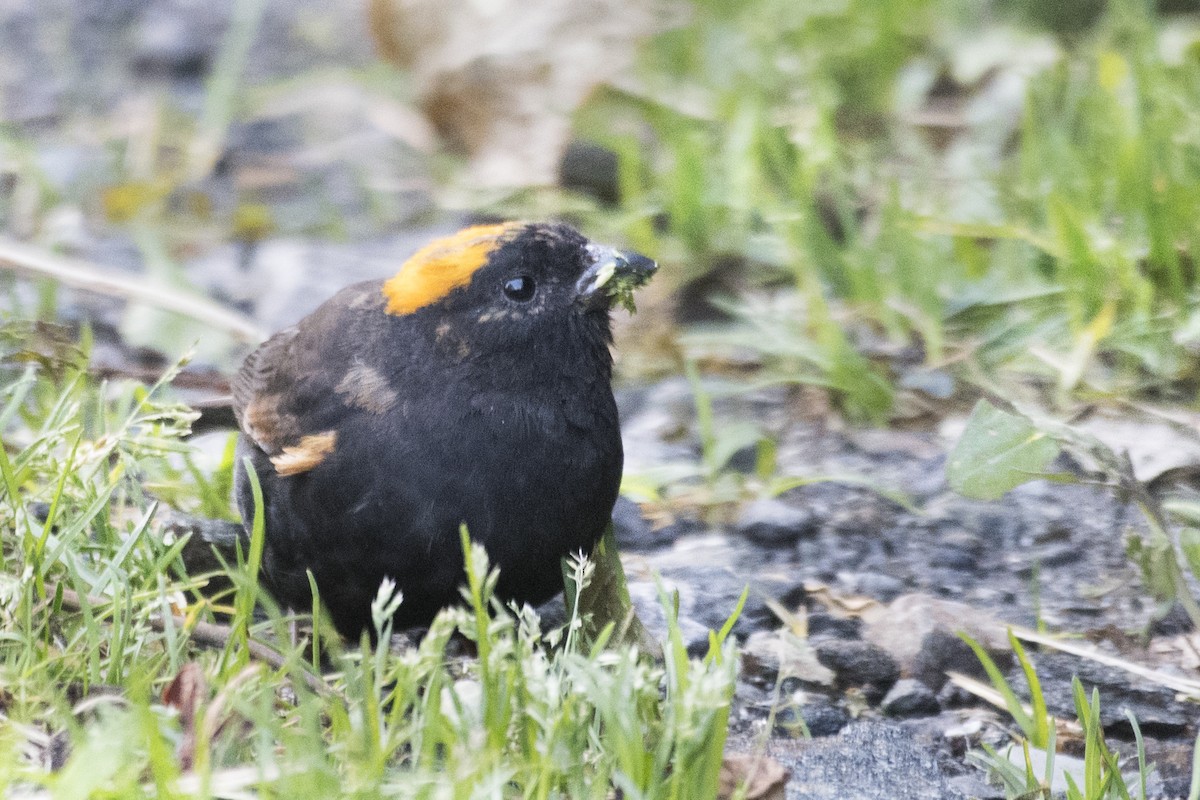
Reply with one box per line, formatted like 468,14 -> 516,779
5,0 -> 1200,795
0,355 -> 742,798
964,631 -> 1200,800
551,0 -> 1200,419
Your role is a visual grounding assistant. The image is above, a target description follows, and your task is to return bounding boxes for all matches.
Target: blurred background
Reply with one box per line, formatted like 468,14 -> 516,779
7,0 -> 1200,427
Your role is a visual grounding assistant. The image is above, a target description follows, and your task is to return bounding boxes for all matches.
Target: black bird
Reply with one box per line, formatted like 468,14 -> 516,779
231,222 -> 656,638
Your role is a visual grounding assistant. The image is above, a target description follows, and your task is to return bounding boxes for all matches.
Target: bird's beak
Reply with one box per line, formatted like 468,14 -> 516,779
575,245 -> 658,310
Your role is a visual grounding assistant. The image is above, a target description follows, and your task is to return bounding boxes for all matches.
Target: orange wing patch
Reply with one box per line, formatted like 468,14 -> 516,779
382,223 -> 522,315
271,432 -> 338,476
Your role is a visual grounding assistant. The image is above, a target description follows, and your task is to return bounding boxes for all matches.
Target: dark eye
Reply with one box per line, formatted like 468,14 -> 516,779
503,275 -> 536,302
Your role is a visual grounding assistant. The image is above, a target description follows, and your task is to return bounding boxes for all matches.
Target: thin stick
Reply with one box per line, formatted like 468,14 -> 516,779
53,585 -> 331,696
0,236 -> 267,344
945,671 -> 1083,738
1012,628 -> 1200,699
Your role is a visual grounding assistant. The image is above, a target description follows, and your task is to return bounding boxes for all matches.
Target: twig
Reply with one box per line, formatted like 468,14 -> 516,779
945,671 -> 1083,738
0,236 -> 267,344
52,585 -> 331,696
1012,628 -> 1200,699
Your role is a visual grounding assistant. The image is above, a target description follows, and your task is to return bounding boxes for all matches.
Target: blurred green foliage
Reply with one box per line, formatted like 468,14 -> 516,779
571,0 -> 1200,418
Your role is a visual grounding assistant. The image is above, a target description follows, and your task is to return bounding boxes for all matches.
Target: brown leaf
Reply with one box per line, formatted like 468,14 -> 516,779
162,662 -> 208,771
718,752 -> 789,800
368,0 -> 684,187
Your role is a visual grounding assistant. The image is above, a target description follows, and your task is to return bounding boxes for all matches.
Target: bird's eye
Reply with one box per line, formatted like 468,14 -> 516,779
503,275 -> 536,302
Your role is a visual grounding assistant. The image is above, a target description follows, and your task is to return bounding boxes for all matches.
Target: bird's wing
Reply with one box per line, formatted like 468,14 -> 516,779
231,282 -> 402,477
231,326 -> 304,457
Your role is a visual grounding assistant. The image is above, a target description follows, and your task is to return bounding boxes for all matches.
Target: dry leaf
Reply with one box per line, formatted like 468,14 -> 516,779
368,0 -> 684,187
718,752 -> 789,800
802,580 -> 884,618
161,662 -> 208,770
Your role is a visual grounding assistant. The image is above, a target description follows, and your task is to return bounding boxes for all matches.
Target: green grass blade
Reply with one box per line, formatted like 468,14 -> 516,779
960,631 -> 1036,738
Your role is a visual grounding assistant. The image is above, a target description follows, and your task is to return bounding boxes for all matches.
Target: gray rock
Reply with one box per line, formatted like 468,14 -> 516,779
806,611 -> 862,640
839,572 -> 907,602
764,722 -> 970,800
862,594 -> 1009,689
881,679 -> 940,718
813,640 -> 899,697
610,496 -> 672,551
740,630 -> 835,690
911,629 -> 994,691
736,499 -> 819,548
927,526 -> 982,572
1006,652 -> 1194,737
775,696 -> 849,738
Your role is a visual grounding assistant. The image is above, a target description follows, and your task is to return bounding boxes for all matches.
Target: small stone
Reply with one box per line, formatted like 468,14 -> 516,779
937,680 -> 977,709
928,527 -> 982,571
840,572 -> 907,602
611,496 -> 675,550
862,594 -> 1009,685
881,678 -> 940,717
1032,542 -> 1078,569
912,629 -> 996,691
735,499 -> 818,548
947,774 -> 1007,800
807,611 -> 862,640
813,640 -> 899,696
740,630 -> 835,690
774,696 -> 849,738
799,700 -> 850,737
1150,601 -> 1195,636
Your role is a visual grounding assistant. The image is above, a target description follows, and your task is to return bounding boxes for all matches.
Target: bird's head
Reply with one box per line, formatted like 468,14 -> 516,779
381,222 -> 656,354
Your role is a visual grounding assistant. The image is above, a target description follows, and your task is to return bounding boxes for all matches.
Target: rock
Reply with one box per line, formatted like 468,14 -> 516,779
132,3 -> 222,78
1149,601 -> 1195,636
927,526 -> 982,572
740,631 -> 835,690
763,722 -> 971,800
813,640 -> 899,697
653,564 -> 803,642
912,629 -> 995,691
736,498 -> 819,548
611,496 -> 674,551
838,572 -> 907,602
936,680 -> 978,710
862,594 -> 1009,687
1006,651 -> 1194,737
881,679 -> 940,718
1013,542 -> 1078,575
626,581 -> 710,656
558,140 -> 619,205
806,611 -> 862,640
946,774 -> 1006,800
774,696 -> 850,738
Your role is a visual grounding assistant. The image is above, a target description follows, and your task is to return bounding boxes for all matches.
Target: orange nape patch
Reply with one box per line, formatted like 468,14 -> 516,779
271,431 -> 338,476
382,223 -> 522,315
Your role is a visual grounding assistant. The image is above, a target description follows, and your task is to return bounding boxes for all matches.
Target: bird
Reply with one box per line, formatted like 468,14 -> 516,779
230,221 -> 656,639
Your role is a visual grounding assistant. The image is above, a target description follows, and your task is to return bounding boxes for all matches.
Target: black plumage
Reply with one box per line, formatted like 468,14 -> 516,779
231,222 -> 654,638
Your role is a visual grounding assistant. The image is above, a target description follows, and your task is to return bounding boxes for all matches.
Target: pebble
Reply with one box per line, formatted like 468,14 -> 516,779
775,696 -> 849,738
735,498 -> 819,548
881,679 -> 940,718
806,611 -> 862,640
740,630 -> 835,690
813,640 -> 899,696
611,496 -> 677,551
